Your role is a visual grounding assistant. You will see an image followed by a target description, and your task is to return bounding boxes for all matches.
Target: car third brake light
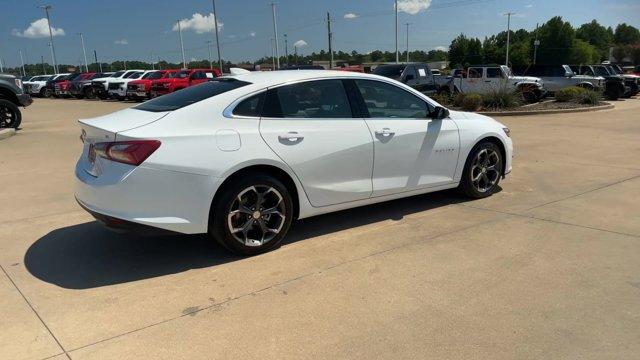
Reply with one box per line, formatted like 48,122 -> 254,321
93,140 -> 161,166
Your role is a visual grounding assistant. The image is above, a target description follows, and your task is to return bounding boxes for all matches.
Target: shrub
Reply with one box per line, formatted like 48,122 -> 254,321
482,88 -> 521,110
575,89 -> 602,105
432,92 -> 452,106
453,92 -> 466,107
555,86 -> 585,102
461,93 -> 483,111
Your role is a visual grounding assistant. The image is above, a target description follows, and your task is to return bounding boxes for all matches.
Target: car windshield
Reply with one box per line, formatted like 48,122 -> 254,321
165,71 -> 179,78
500,65 -> 512,77
373,65 -> 406,78
111,71 -> 125,77
608,66 -> 622,74
135,79 -> 251,112
89,73 -> 104,79
145,71 -> 164,79
594,66 -> 610,76
176,70 -> 191,79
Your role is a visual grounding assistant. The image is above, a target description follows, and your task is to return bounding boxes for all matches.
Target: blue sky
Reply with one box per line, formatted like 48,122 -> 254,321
1,0 -> 639,67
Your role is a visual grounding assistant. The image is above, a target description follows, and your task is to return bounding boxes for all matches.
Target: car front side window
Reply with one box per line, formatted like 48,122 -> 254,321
354,79 -> 428,119
264,80 -> 354,119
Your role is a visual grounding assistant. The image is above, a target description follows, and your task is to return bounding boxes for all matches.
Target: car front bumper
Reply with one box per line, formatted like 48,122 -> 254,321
108,88 -> 127,97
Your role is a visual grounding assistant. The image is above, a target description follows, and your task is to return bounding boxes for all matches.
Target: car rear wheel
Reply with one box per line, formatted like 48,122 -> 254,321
0,99 -> 22,129
210,174 -> 294,256
40,88 -> 53,98
459,141 -> 503,199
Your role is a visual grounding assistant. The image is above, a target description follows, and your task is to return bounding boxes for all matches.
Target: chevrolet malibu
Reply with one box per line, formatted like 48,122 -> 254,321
75,70 -> 513,255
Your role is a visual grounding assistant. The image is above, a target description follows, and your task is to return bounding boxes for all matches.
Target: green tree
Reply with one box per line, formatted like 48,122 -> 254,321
614,23 -> 640,45
536,16 -> 576,65
569,39 -> 598,64
576,20 -> 613,61
448,34 -> 482,68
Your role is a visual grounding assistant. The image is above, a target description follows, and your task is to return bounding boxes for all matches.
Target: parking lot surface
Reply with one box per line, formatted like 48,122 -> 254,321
1,98 -> 639,359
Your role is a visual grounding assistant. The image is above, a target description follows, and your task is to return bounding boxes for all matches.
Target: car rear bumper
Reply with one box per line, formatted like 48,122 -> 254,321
75,156 -> 220,234
17,93 -> 33,107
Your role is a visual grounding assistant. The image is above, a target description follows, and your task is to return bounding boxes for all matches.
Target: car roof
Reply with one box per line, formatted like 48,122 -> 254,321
223,70 -> 384,87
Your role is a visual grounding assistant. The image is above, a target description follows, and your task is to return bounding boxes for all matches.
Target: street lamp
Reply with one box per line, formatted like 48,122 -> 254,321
211,0 -> 223,73
39,5 -> 59,74
78,33 -> 89,72
503,12 -> 515,66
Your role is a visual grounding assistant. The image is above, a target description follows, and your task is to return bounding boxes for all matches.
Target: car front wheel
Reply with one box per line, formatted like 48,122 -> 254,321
459,141 -> 503,198
0,99 -> 21,129
210,174 -> 293,256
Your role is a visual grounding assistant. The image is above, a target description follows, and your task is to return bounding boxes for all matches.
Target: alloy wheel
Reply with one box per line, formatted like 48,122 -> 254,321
227,185 -> 286,247
470,148 -> 501,193
0,104 -> 16,128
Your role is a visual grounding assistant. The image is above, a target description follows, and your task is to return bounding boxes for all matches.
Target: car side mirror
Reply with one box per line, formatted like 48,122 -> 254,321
405,74 -> 415,81
431,106 -> 449,120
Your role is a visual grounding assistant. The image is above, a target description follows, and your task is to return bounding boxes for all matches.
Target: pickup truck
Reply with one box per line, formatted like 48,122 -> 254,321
107,70 -> 158,100
150,68 -> 221,97
512,64 -> 603,93
0,73 -> 32,129
570,65 -> 629,99
126,69 -> 178,101
40,73 -> 71,98
55,73 -> 89,98
69,72 -> 111,99
90,70 -> 145,99
23,75 -> 53,97
373,63 -> 441,95
439,65 -> 545,102
606,64 -> 639,96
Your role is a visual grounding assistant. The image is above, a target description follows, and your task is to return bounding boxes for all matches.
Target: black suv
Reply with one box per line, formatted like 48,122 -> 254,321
0,73 -> 32,129
373,63 -> 440,95
570,65 -> 628,100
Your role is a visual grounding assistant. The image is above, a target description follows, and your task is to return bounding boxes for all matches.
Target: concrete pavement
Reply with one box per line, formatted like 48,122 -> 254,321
1,98 -> 639,359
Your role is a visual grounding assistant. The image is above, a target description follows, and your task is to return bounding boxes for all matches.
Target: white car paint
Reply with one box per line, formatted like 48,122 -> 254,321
107,70 -> 156,98
92,70 -> 145,93
75,70 -> 513,234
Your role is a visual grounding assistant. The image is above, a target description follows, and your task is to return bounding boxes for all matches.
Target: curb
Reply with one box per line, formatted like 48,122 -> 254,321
0,128 -> 16,140
478,102 -> 614,116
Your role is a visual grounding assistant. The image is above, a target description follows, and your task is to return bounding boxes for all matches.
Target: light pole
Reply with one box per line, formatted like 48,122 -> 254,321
503,12 -> 515,66
177,19 -> 187,68
211,0 -> 223,73
78,33 -> 89,72
395,0 -> 399,63
270,2 -> 280,69
206,40 -> 213,69
405,23 -> 410,63
284,33 -> 288,66
48,42 -> 56,74
39,5 -> 59,74
41,55 -> 46,74
533,23 -> 540,64
19,50 -> 26,77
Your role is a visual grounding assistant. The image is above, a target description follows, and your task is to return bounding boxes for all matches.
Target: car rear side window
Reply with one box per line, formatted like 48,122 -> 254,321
135,79 -> 251,112
233,92 -> 265,117
486,68 -> 502,78
262,80 -> 354,119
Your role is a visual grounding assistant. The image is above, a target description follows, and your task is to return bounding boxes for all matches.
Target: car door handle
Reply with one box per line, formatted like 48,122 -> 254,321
484,80 -> 492,83
278,132 -> 304,142
375,128 -> 395,137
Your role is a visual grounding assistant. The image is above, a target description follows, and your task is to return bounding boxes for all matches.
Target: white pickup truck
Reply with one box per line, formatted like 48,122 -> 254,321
439,65 -> 546,102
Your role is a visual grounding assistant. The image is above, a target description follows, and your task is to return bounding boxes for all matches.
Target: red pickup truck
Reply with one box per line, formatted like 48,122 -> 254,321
126,69 -> 179,100
54,73 -> 86,97
149,68 -> 221,97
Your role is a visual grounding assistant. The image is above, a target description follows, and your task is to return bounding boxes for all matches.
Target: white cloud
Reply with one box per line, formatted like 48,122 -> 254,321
525,4 -> 533,8
250,31 -> 256,37
293,40 -> 308,48
173,13 -> 223,34
114,39 -> 128,45
396,0 -> 432,15
344,13 -> 358,19
11,18 -> 65,39
434,46 -> 447,51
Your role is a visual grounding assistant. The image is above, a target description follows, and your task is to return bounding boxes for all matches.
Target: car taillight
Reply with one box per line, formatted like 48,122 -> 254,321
93,140 -> 161,166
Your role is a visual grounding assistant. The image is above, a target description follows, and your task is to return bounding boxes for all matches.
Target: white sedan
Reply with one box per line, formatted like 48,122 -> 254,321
75,70 -> 512,255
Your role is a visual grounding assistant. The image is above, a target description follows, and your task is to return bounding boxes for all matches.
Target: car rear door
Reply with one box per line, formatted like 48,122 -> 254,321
259,79 -> 374,207
353,79 -> 459,197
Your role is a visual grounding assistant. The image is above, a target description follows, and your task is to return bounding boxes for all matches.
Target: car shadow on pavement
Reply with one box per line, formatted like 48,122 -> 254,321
24,189 -> 482,290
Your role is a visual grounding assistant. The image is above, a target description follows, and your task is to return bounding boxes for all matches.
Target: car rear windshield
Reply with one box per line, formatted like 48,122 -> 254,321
134,79 -> 251,112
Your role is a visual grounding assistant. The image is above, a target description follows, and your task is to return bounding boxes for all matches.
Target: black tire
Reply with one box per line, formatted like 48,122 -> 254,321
459,141 -> 503,199
40,87 -> 53,98
84,87 -> 96,100
0,99 -> 22,129
604,86 -> 621,100
209,174 -> 294,256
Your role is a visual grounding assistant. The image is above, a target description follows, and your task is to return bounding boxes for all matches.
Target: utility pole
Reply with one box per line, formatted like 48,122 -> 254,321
41,55 -> 46,74
177,19 -> 187,68
270,2 -> 280,69
294,45 -> 298,65
533,22 -> 540,65
284,33 -> 288,66
19,50 -> 26,77
94,50 -> 102,72
270,38 -> 276,69
0,59 -> 3,73
206,40 -> 213,69
405,23 -> 410,63
503,12 -> 515,66
78,33 -> 89,72
327,12 -> 333,69
395,0 -> 399,63
39,5 -> 59,74
212,0 -> 223,73
150,51 -> 155,70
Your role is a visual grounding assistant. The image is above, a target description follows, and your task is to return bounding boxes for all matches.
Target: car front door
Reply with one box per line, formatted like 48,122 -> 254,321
415,65 -> 437,94
353,79 -> 459,197
259,79 -> 374,207
461,67 -> 484,93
